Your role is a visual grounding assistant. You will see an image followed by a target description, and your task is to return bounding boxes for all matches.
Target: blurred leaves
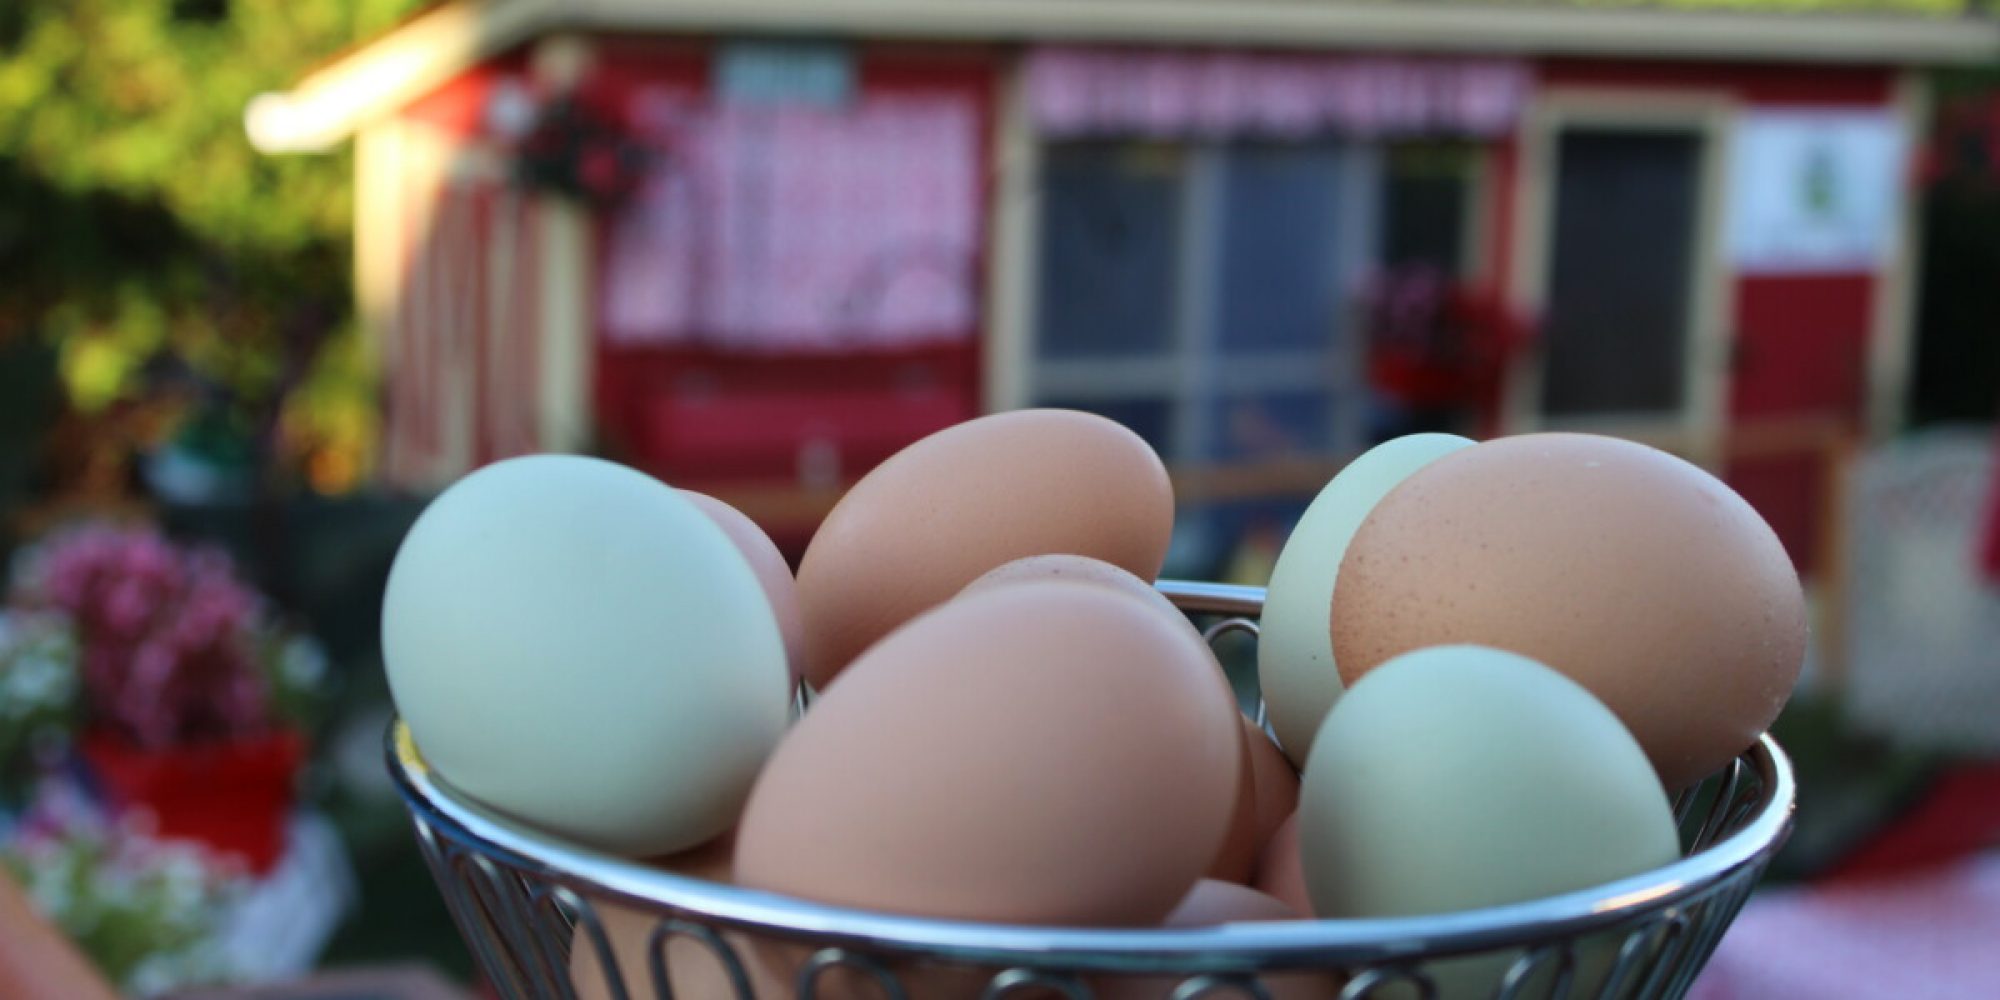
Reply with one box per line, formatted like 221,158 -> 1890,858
0,0 -> 426,484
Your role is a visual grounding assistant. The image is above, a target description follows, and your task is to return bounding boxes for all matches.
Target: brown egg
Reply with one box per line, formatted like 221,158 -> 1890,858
1253,811 -> 1311,917
569,834 -> 787,1000
796,410 -> 1174,688
735,582 -> 1239,925
1162,878 -> 1300,924
1242,716 -> 1300,846
681,490 -> 805,683
965,556 -> 1256,882
1093,881 -> 1338,1000
1330,433 -> 1807,790
961,554 -> 1192,640
1207,729 -> 1263,884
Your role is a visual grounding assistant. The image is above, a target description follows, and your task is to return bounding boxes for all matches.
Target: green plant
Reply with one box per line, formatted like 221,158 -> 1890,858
0,0 -> 428,490
0,614 -> 81,800
2,785 -> 238,996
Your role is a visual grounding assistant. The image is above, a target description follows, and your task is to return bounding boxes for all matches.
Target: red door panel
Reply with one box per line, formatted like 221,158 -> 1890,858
1725,273 -> 1875,574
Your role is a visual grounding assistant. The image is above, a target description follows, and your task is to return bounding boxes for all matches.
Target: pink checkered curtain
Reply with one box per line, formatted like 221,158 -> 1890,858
1023,47 -> 1530,139
383,180 -> 542,487
601,89 -> 982,351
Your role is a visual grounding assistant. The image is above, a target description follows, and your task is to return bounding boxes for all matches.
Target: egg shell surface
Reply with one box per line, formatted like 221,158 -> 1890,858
735,581 -> 1239,925
1258,433 -> 1474,766
795,409 -> 1174,688
1329,433 -> 1808,789
383,455 -> 790,856
1299,644 -> 1679,920
681,489 -> 806,684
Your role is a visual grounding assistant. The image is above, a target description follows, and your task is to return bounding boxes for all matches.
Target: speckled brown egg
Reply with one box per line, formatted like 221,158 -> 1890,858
796,410 -> 1174,688
1330,433 -> 1807,790
734,581 -> 1239,926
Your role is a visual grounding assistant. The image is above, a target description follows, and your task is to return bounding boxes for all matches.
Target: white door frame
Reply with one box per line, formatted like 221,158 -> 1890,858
1506,88 -> 1737,468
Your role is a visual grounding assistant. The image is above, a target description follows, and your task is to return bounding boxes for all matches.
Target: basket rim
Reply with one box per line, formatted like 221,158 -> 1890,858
385,580 -> 1798,969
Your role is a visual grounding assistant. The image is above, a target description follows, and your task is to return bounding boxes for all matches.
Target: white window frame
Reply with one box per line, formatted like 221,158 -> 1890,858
1506,88 -> 1737,468
994,129 -> 1378,465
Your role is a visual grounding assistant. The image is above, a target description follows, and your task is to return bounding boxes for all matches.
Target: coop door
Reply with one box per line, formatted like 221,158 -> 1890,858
1538,128 -> 1706,421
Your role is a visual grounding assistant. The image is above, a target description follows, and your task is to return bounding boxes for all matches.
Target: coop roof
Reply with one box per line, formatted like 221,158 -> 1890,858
247,0 -> 2000,153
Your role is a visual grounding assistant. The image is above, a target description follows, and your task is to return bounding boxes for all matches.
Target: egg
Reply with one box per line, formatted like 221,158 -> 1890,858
1251,810 -> 1311,917
681,490 -> 806,684
1259,434 -> 1474,766
960,553 -> 1192,642
1298,645 -> 1679,997
382,455 -> 790,856
1092,881 -> 1339,1000
796,409 -> 1174,688
735,581 -> 1239,925
1161,878 -> 1300,924
963,555 -> 1258,882
1206,732 -> 1264,885
1330,433 -> 1808,789
1241,716 -> 1299,847
570,835 -> 781,1000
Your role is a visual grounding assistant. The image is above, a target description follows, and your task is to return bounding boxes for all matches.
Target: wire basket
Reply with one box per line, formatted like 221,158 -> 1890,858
388,581 -> 1796,1000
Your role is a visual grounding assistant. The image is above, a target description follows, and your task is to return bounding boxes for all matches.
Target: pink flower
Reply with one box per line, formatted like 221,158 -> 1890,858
8,524 -> 286,749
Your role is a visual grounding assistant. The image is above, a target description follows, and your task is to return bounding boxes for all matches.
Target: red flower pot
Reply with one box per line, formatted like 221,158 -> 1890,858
79,728 -> 305,874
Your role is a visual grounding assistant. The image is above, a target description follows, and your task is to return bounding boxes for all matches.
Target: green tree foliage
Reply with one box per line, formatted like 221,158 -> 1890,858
0,0 -> 427,488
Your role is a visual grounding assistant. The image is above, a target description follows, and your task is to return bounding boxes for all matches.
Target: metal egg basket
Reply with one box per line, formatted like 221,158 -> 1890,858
388,581 -> 1795,1000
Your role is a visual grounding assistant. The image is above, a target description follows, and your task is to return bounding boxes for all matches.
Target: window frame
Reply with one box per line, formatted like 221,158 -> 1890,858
1507,89 -> 1737,467
1015,137 -> 1379,464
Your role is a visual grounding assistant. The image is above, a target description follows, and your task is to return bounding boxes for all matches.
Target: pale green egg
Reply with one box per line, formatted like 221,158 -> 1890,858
1299,645 -> 1679,999
1258,433 -> 1473,767
383,455 -> 791,856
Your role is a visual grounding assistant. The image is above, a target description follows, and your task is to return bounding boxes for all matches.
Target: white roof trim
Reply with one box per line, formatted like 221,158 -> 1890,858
250,0 -> 2000,152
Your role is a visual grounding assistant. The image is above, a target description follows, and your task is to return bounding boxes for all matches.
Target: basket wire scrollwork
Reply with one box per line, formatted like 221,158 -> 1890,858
388,580 -> 1796,1000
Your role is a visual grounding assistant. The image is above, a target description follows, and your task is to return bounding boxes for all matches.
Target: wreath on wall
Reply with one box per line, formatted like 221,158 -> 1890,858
510,93 -> 653,208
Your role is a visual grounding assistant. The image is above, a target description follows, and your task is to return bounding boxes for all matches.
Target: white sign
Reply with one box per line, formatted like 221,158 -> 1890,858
1727,109 -> 1906,274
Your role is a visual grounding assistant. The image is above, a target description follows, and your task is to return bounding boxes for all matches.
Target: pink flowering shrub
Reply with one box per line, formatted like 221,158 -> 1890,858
8,525 -> 291,750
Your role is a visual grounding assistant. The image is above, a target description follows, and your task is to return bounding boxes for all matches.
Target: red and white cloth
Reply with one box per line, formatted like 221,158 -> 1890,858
1691,853 -> 2000,999
601,90 -> 982,351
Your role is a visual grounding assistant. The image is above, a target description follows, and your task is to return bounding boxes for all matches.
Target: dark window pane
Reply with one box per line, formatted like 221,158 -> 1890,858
1208,391 -> 1330,461
1382,143 -> 1470,274
1037,397 -> 1174,457
1540,129 -> 1700,416
1213,144 -> 1345,357
1036,143 -> 1182,361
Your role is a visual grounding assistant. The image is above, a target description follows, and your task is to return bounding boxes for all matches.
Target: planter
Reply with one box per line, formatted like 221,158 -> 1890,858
79,728 -> 305,874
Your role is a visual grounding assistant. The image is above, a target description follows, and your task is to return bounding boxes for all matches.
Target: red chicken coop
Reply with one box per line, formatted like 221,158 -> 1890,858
248,0 -> 1998,565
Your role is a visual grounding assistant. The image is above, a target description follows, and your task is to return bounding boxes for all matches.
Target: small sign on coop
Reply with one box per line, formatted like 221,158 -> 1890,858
716,40 -> 856,108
